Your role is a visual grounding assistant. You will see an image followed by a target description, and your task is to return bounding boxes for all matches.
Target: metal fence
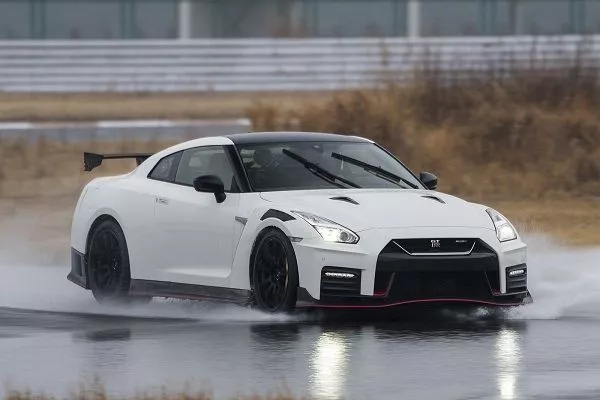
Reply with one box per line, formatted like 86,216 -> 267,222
3,0 -> 600,40
0,36 -> 599,92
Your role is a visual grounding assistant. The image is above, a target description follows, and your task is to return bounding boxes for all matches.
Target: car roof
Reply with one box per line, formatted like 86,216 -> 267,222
225,131 -> 372,145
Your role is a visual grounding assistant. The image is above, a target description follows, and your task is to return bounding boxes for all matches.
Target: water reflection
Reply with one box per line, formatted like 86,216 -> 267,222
309,330 -> 350,400
78,328 -> 132,342
495,328 -> 522,400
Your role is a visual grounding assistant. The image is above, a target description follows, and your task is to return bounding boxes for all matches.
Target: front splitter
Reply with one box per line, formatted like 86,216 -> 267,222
295,288 -> 533,310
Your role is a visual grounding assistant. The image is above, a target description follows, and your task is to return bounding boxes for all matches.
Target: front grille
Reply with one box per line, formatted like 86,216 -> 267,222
386,271 -> 493,300
320,267 -> 361,298
378,239 -> 498,272
391,238 -> 476,255
375,238 -> 501,302
506,264 -> 527,293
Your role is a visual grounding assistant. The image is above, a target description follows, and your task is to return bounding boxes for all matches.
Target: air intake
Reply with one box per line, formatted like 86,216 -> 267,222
320,267 -> 361,298
506,264 -> 527,293
330,196 -> 359,205
421,195 -> 445,204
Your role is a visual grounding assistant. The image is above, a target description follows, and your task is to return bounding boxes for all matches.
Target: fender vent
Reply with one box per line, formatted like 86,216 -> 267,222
421,195 -> 445,204
330,196 -> 359,205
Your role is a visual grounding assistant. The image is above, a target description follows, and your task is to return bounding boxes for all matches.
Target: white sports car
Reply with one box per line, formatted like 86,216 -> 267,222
68,132 -> 532,312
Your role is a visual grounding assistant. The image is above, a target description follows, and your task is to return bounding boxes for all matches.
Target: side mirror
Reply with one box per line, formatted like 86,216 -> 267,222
419,171 -> 438,190
193,175 -> 226,203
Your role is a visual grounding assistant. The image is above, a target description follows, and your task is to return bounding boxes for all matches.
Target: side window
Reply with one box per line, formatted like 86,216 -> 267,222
148,151 -> 182,182
175,146 -> 237,192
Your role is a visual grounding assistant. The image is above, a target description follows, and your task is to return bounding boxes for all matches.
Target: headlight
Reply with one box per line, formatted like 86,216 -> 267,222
291,211 -> 359,244
486,208 -> 517,242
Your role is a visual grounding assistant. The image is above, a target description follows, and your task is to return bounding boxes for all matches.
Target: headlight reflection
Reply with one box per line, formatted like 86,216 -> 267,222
495,328 -> 522,400
309,331 -> 349,400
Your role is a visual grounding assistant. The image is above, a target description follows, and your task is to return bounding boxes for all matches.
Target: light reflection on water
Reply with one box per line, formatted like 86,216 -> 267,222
309,331 -> 349,400
495,327 -> 522,400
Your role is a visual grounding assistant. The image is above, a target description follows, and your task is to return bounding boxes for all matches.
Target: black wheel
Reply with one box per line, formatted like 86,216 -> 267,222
251,228 -> 299,312
87,219 -> 149,305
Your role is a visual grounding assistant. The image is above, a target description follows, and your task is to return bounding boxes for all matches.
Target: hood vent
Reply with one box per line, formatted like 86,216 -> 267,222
421,195 -> 445,204
330,196 -> 359,205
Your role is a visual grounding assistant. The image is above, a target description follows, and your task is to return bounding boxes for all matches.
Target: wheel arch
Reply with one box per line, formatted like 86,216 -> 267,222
229,207 -> 315,291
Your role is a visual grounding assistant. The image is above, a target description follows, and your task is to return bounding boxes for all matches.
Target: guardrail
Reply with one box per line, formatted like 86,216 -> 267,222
0,36 -> 599,92
0,119 -> 251,142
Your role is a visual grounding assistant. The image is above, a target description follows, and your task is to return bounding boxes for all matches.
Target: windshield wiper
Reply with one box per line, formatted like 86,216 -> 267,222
282,149 -> 361,189
331,152 -> 418,189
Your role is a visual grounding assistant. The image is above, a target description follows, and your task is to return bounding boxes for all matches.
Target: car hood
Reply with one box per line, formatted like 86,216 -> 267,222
259,189 -> 494,232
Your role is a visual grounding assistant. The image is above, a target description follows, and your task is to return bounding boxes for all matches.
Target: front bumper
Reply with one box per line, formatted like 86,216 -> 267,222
296,288 -> 533,309
292,227 -> 530,308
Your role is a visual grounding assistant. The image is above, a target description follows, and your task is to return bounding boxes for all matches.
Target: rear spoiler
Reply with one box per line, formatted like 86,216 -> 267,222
84,152 -> 153,172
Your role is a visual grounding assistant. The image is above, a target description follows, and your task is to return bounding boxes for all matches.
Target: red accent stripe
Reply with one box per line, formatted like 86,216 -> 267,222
302,298 -> 523,309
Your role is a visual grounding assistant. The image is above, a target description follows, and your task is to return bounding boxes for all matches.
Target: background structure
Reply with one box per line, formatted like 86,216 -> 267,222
1,0 -> 599,40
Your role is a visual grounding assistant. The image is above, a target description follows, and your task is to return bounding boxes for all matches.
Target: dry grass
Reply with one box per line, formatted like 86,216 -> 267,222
0,139 -> 177,198
1,66 -> 600,247
0,151 -> 598,248
490,198 -> 600,247
0,92 -> 332,122
248,72 -> 600,200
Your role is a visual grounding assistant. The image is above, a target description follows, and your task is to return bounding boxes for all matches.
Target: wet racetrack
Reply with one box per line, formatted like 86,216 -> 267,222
1,236 -> 600,399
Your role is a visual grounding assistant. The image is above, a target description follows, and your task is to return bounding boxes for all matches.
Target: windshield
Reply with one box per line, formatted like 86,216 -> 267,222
237,141 -> 424,192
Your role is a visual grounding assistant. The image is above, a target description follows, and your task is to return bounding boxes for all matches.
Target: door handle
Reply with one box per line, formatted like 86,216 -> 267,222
155,197 -> 169,205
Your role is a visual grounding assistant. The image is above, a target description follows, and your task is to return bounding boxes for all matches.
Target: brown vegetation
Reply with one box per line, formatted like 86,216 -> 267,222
248,72 -> 600,200
0,139 -> 175,198
0,92 -> 330,122
489,199 -> 600,247
1,68 -> 599,246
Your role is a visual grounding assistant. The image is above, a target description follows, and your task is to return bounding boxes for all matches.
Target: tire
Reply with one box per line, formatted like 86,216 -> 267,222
87,219 -> 149,305
251,228 -> 299,312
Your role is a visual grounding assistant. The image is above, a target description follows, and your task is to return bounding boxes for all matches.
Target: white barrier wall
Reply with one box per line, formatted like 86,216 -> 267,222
0,36 -> 598,92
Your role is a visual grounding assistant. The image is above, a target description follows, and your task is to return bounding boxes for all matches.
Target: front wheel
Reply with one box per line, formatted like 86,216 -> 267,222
251,228 -> 299,312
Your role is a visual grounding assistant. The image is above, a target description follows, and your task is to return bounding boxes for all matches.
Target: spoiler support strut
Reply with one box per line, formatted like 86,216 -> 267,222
83,152 -> 153,172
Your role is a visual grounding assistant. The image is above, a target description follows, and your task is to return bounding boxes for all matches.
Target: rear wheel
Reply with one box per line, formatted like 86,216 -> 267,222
87,219 -> 149,305
251,228 -> 299,312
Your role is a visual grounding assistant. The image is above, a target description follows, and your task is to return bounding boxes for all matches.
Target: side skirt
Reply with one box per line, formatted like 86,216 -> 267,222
129,279 -> 251,306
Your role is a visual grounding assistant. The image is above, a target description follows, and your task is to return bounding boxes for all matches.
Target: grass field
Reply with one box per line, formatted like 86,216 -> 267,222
0,92 -> 329,122
1,68 -> 599,248
0,149 -> 597,250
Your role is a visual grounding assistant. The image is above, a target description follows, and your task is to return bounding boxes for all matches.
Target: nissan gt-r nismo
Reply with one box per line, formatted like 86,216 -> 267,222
68,132 -> 532,312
